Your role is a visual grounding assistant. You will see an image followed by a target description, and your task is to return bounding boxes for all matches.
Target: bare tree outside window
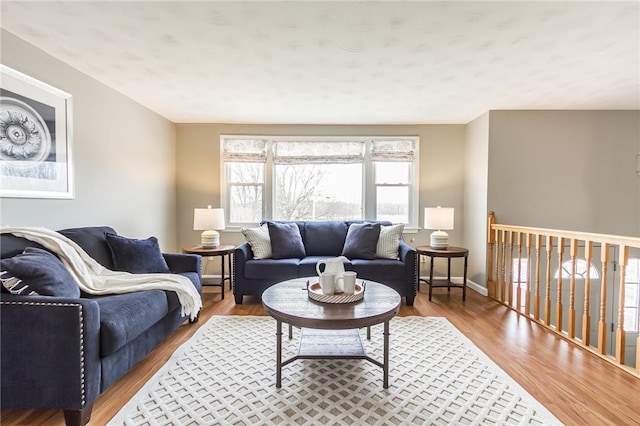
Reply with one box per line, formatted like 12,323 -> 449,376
275,165 -> 325,220
227,162 -> 263,223
275,164 -> 362,221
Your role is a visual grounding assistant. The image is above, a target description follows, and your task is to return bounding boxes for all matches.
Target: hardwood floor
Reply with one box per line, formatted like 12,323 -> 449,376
2,286 -> 639,425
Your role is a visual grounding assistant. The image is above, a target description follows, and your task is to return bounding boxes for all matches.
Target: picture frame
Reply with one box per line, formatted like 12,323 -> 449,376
0,64 -> 73,199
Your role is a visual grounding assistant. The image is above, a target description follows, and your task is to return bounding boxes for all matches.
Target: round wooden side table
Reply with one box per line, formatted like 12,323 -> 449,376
183,245 -> 235,299
416,246 -> 469,301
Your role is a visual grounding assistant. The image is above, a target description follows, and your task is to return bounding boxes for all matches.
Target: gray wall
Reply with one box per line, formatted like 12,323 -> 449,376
488,110 -> 640,236
463,113 -> 490,287
463,109 -> 640,290
175,123 -> 466,277
0,30 -> 178,249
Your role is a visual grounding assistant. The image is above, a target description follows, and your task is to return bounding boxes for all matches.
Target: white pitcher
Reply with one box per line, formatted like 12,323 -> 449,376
316,256 -> 347,293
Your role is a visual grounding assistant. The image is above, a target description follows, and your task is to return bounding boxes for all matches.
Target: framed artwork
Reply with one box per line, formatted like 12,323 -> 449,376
0,64 -> 73,198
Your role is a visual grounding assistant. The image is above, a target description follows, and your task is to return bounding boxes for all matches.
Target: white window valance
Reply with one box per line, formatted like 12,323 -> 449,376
273,141 -> 365,164
222,138 -> 267,162
371,139 -> 416,162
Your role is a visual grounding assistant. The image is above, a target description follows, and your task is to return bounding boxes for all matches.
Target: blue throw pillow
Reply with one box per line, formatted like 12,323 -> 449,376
341,222 -> 381,260
0,247 -> 80,297
105,234 -> 170,274
268,222 -> 306,259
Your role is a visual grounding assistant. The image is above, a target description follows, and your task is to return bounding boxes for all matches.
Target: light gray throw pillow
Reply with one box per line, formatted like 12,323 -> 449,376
376,224 -> 405,259
241,224 -> 272,259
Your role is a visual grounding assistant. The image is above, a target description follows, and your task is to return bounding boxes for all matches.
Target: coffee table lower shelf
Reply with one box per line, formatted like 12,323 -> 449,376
276,323 -> 389,388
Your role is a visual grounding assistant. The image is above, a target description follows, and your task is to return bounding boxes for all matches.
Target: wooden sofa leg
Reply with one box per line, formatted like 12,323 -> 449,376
63,402 -> 93,426
234,293 -> 243,304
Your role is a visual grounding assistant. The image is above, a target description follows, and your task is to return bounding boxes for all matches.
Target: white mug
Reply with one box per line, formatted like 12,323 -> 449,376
320,272 -> 335,295
341,271 -> 357,294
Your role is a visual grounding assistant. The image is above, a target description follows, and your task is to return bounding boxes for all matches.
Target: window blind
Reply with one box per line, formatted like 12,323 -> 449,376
222,138 -> 268,162
273,141 -> 364,164
371,139 -> 416,162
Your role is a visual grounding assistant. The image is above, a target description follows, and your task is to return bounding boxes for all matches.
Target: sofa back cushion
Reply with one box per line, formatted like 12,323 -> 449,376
0,226 -> 116,269
248,220 -> 396,258
59,226 -> 117,269
303,221 -> 348,256
0,234 -> 44,259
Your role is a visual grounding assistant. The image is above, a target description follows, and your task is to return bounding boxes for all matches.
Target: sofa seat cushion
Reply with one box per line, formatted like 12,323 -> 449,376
350,259 -> 405,282
298,256 -> 354,278
95,290 -> 169,357
244,258 -> 299,280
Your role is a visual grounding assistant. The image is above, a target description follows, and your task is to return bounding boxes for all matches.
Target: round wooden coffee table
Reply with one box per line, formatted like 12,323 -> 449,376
262,277 -> 401,388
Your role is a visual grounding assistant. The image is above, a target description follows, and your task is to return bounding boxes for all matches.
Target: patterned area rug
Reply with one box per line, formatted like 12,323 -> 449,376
109,316 -> 561,426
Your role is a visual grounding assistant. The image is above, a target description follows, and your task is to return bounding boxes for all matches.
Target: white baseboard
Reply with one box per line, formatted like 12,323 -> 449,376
419,276 -> 488,297
202,274 -> 227,285
206,273 -> 489,296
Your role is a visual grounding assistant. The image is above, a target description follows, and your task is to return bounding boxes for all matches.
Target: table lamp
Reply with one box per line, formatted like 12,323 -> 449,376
424,206 -> 454,249
194,206 -> 225,248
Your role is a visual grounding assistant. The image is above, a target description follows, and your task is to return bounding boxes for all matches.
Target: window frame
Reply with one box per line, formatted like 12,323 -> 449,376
224,162 -> 266,225
220,135 -> 420,228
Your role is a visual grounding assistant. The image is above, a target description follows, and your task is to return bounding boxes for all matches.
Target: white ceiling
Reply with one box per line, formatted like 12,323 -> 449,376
1,1 -> 638,124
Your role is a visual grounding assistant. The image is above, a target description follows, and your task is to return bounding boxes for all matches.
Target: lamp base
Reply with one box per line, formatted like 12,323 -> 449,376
430,230 -> 449,249
201,230 -> 220,248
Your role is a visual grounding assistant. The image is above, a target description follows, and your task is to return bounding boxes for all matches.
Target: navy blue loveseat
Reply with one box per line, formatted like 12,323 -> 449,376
233,221 -> 417,305
0,226 -> 202,426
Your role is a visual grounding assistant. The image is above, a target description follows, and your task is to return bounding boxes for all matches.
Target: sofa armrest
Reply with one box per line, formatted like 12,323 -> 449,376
398,240 -> 417,305
233,243 -> 254,277
163,253 -> 201,274
234,242 -> 254,264
398,239 -> 416,264
233,243 -> 255,303
0,294 -> 101,411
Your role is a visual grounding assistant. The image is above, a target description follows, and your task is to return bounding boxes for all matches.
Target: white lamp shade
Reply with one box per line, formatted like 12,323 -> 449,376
424,207 -> 454,231
424,207 -> 454,249
193,207 -> 225,231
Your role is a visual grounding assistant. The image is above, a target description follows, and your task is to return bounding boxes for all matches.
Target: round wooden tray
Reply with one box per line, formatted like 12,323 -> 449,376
307,282 -> 365,304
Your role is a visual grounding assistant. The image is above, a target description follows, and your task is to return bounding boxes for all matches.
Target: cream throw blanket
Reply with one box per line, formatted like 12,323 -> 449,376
1,227 -> 202,320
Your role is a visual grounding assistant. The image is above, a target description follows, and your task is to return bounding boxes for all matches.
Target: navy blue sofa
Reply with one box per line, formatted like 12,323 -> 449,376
0,226 -> 202,426
233,221 -> 417,305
